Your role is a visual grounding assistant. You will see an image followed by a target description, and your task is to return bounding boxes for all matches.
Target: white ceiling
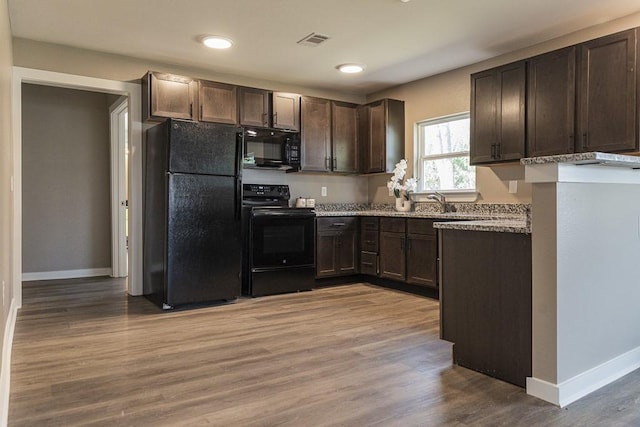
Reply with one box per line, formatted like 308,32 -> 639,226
7,0 -> 640,95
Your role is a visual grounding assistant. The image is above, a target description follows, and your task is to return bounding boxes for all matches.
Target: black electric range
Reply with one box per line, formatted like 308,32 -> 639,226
241,184 -> 315,297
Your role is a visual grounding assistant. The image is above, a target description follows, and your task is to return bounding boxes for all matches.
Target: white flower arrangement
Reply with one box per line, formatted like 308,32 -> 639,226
387,159 -> 417,200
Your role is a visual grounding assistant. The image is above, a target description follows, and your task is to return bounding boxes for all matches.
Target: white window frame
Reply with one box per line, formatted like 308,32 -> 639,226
415,112 -> 477,198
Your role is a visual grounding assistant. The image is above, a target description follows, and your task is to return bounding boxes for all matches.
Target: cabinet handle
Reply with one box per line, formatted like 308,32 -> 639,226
407,238 -> 412,251
333,158 -> 337,169
262,113 -> 268,126
200,104 -> 203,119
496,143 -> 502,160
569,134 -> 574,152
273,111 -> 278,125
365,240 -> 374,244
491,143 -> 496,159
583,133 -> 588,150
325,157 -> 331,169
332,222 -> 346,227
380,159 -> 384,170
400,237 -> 405,251
362,262 -> 374,266
190,103 -> 193,117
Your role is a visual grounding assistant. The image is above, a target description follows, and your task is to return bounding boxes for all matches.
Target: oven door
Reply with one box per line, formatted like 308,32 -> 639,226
250,209 -> 315,270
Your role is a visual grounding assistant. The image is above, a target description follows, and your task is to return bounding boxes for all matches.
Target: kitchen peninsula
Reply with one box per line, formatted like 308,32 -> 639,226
523,152 -> 640,407
434,152 -> 640,408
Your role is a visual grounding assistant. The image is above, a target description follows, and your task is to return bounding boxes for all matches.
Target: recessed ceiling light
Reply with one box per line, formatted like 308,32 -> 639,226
202,36 -> 233,49
336,64 -> 364,74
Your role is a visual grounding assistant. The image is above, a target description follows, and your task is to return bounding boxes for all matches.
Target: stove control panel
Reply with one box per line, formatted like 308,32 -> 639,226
243,184 -> 290,200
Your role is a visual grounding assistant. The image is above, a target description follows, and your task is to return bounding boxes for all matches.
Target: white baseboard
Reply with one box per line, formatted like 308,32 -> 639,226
527,345 -> 640,407
1,298 -> 18,427
22,268 -> 111,282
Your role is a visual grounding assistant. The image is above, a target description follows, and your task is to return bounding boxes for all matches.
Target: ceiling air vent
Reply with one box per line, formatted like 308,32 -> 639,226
297,32 -> 331,47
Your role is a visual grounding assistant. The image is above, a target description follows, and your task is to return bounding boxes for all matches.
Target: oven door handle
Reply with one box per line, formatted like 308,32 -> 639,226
251,210 -> 316,219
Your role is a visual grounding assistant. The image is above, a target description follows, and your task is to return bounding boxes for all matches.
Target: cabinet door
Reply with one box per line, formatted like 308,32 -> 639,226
497,62 -> 526,161
527,47 -> 576,157
368,100 -> 386,173
379,231 -> 405,281
470,69 -> 498,165
301,97 -> 331,172
239,87 -> 270,128
406,233 -> 438,288
332,101 -> 359,173
336,228 -> 358,275
470,62 -> 525,164
147,72 -> 196,121
316,232 -> 337,278
272,92 -> 301,131
199,80 -> 238,124
577,29 -> 637,153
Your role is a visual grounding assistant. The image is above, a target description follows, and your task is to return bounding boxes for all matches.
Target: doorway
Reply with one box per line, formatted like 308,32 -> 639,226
11,67 -> 143,306
110,97 -> 129,278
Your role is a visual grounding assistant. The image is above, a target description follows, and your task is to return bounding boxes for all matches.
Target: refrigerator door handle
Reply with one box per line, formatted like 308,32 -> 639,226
235,178 -> 242,221
235,131 -> 244,176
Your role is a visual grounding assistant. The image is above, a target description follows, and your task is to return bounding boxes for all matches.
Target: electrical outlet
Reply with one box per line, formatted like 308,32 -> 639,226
508,180 -> 518,194
321,186 -> 327,197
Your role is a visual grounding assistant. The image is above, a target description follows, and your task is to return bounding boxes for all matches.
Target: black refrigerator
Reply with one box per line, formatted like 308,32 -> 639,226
143,119 -> 243,309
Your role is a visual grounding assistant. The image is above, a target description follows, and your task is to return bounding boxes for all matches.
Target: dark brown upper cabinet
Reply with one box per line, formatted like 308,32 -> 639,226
331,101 -> 359,173
238,87 -> 270,128
272,92 -> 301,131
359,99 -> 405,174
300,96 -> 331,172
470,61 -> 526,165
143,71 -> 197,122
198,80 -> 238,125
527,47 -> 576,157
576,28 -> 638,153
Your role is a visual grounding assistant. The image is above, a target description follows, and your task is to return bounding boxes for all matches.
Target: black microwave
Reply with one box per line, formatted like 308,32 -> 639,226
244,128 -> 300,170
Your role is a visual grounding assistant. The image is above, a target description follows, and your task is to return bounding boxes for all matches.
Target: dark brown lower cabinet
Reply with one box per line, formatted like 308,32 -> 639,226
379,218 -> 406,281
439,229 -> 532,387
378,218 -> 438,288
360,217 -> 379,275
316,217 -> 358,278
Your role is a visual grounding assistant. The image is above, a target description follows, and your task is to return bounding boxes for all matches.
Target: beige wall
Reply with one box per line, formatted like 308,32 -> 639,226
367,11 -> 640,205
12,38 -> 365,105
0,0 -> 13,384
22,84 -> 111,273
243,168 -> 368,205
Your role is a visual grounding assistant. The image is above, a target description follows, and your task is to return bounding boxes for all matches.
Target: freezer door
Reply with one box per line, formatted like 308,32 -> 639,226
166,173 -> 241,305
168,120 -> 242,176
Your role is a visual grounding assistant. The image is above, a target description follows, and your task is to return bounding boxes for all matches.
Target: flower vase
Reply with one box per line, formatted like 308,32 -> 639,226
395,197 -> 412,212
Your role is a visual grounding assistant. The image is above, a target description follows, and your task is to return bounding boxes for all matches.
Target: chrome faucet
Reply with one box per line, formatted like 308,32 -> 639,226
426,191 -> 447,213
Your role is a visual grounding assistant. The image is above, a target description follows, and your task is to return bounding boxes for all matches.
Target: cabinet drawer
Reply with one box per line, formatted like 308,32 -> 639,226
360,217 -> 379,231
361,230 -> 379,252
360,251 -> 378,276
317,217 -> 357,232
380,217 -> 406,233
407,219 -> 436,235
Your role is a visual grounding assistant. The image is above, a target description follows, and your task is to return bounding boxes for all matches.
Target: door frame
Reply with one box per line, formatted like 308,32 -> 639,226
11,67 -> 143,306
109,96 -> 128,278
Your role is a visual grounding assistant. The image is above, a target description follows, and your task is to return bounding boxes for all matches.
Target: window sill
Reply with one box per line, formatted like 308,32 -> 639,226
411,190 -> 480,203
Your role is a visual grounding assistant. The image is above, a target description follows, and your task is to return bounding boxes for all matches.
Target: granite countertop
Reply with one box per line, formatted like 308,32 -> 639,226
313,204 -> 531,234
521,151 -> 640,168
433,219 -> 530,234
314,210 -> 515,221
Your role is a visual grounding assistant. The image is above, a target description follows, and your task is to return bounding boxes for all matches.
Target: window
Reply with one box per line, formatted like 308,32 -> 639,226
416,112 -> 475,192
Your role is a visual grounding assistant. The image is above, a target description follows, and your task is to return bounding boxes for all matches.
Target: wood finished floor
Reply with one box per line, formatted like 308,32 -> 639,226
8,278 -> 640,426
